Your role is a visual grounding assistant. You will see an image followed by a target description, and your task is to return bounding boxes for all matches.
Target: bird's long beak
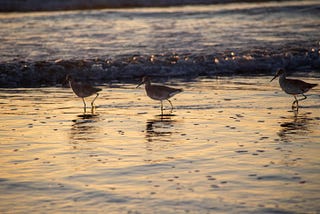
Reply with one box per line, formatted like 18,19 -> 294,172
136,80 -> 145,88
270,75 -> 277,82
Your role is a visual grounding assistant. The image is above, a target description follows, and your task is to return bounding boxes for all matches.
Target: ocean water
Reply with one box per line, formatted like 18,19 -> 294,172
0,0 -> 319,87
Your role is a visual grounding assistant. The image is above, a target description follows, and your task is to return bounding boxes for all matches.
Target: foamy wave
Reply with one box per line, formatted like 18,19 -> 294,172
1,50 -> 319,87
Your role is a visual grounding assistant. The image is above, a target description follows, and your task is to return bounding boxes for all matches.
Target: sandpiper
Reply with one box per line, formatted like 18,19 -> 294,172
270,68 -> 317,109
66,75 -> 102,113
137,76 -> 183,115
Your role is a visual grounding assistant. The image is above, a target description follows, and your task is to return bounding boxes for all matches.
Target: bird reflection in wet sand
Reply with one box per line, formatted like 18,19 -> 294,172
278,112 -> 312,143
69,114 -> 100,147
145,115 -> 176,143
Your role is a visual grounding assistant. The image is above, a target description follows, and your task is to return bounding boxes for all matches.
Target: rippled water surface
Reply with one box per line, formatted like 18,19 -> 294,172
0,77 -> 319,213
1,0 -> 319,62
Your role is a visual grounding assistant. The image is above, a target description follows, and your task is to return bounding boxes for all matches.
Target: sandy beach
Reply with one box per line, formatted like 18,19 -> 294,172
0,76 -> 319,213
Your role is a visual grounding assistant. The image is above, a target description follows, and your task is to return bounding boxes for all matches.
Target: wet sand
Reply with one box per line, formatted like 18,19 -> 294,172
0,76 -> 319,213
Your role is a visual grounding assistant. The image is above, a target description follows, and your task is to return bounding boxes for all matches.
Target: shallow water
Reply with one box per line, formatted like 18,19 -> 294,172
0,77 -> 319,213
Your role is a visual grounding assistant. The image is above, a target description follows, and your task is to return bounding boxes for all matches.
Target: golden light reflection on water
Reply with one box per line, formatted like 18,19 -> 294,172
0,77 -> 319,213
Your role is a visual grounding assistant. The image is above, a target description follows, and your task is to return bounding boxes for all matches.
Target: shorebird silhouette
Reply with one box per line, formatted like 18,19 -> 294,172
137,76 -> 183,115
270,68 -> 317,110
66,75 -> 102,113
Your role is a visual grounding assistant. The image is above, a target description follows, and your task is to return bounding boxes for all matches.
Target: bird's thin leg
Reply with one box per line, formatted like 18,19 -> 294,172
82,98 -> 87,113
167,99 -> 174,112
298,94 -> 307,102
292,95 -> 299,110
91,93 -> 99,107
90,93 -> 99,114
160,100 -> 163,115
